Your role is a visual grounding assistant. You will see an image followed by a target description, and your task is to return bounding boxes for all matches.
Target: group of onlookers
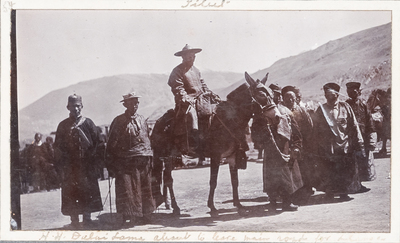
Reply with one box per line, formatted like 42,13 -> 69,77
252,81 -> 391,210
19,133 -> 59,193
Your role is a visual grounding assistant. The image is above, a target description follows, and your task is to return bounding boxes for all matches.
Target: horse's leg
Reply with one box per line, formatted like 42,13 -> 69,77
162,181 -> 170,210
164,156 -> 180,215
257,148 -> 263,160
229,164 -> 242,208
207,155 -> 220,216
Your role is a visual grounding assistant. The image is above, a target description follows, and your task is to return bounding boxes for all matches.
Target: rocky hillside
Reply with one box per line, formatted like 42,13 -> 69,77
218,23 -> 391,103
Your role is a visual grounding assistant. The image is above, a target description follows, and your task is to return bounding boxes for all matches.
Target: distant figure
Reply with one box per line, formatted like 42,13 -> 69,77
106,91 -> 155,226
54,94 -> 103,228
292,86 -> 307,108
42,136 -> 60,190
346,82 -> 377,188
379,87 -> 391,155
313,83 -> 364,201
269,83 -> 282,105
168,44 -> 220,165
95,127 -> 107,180
27,133 -> 46,192
19,144 -> 31,194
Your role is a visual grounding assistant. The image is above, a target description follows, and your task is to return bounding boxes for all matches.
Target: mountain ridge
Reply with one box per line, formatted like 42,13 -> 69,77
18,23 -> 391,145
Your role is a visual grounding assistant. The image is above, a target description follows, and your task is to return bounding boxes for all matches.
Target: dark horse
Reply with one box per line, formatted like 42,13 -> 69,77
151,72 -> 278,216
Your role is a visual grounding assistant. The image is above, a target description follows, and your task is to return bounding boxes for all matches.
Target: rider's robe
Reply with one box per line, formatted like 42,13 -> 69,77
257,104 -> 303,198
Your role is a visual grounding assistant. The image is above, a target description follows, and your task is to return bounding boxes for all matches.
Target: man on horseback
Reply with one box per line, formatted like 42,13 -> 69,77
168,44 -> 221,165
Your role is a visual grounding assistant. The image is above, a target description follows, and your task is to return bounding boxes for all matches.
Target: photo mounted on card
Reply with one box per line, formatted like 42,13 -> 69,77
1,0 -> 397,242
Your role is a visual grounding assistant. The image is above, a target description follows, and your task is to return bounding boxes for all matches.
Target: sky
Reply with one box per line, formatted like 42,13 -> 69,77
16,10 -> 391,109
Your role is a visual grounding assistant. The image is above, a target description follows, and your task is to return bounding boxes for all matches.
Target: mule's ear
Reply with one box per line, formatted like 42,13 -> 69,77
260,73 -> 269,85
244,72 -> 257,87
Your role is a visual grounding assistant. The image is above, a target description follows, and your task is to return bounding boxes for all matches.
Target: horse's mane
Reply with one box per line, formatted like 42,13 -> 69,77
227,83 -> 251,105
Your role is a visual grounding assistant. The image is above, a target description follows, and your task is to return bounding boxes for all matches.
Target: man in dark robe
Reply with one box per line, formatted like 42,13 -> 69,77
54,94 -> 103,228
313,83 -> 364,201
168,44 -> 220,165
106,91 -> 155,226
282,86 -> 315,198
27,133 -> 47,192
346,82 -> 377,190
42,136 -> 60,191
379,87 -> 391,155
249,81 -> 303,211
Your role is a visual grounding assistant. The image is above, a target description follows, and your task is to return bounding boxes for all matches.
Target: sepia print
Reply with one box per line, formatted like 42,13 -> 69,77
1,0 -> 398,242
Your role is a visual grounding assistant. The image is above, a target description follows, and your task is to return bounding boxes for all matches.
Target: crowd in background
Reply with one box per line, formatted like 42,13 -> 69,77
18,128 -> 108,194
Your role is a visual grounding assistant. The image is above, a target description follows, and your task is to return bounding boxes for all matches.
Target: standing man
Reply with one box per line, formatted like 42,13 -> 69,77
168,44 -> 220,165
282,86 -> 314,199
346,82 -> 377,190
106,92 -> 155,226
54,94 -> 103,228
27,133 -> 47,192
379,87 -> 391,155
313,83 -> 364,201
42,136 -> 60,191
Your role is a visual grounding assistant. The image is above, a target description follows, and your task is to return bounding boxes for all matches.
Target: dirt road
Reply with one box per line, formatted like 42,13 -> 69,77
20,150 -> 391,233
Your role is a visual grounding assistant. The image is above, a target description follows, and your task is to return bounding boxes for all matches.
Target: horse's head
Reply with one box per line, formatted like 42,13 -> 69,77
244,72 -> 281,119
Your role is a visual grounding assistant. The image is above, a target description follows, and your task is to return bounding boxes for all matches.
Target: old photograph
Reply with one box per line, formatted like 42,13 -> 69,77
1,0 -> 398,242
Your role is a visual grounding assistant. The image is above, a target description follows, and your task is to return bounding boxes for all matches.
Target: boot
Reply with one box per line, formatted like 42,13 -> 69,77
282,195 -> 298,211
69,214 -> 79,228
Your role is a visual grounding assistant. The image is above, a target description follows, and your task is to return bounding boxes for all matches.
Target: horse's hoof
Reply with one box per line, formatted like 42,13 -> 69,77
237,206 -> 248,216
172,208 -> 181,216
233,202 -> 243,208
209,209 -> 219,218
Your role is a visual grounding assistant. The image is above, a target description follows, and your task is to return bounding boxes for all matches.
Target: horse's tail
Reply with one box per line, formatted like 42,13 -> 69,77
150,109 -> 175,152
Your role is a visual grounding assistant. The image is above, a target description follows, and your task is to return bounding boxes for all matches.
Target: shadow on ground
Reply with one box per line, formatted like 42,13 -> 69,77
46,192 -> 357,231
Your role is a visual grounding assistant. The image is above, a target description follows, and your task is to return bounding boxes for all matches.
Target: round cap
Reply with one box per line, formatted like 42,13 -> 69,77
323,83 -> 340,92
68,94 -> 82,105
346,82 -> 361,90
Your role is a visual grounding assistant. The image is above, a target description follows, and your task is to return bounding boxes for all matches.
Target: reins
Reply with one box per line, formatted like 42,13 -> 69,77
213,112 -> 244,149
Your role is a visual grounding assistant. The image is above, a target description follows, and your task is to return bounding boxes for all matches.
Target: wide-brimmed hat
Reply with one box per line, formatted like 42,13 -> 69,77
174,44 -> 202,56
68,94 -> 82,105
323,82 -> 340,92
346,82 -> 361,90
120,91 -> 141,102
